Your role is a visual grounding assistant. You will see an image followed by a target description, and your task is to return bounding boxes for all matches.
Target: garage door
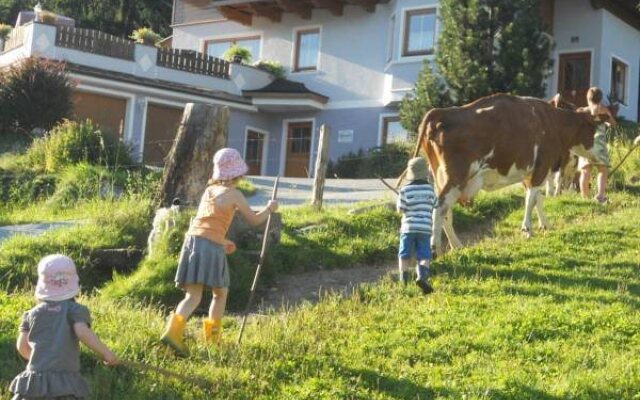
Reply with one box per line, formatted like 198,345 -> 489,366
72,91 -> 127,141
144,103 -> 184,166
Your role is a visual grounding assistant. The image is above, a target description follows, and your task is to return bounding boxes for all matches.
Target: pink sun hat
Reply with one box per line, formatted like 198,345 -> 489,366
212,148 -> 248,181
35,254 -> 80,302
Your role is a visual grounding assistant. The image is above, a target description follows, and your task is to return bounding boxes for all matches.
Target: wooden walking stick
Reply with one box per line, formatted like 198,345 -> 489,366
237,177 -> 280,345
376,175 -> 399,195
609,134 -> 640,175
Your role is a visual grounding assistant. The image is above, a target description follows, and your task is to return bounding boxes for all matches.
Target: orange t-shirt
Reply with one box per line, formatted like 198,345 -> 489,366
187,186 -> 236,246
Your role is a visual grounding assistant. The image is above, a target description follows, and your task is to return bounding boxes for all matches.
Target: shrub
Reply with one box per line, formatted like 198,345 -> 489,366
22,119 -> 133,173
38,11 -> 58,24
328,142 -> 412,179
223,45 -> 252,63
253,60 -> 286,78
0,171 -> 56,205
47,164 -> 126,207
0,58 -> 73,133
0,23 -> 11,40
129,27 -> 161,46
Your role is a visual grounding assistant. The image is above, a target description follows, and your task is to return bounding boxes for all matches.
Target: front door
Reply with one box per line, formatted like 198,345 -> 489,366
285,122 -> 312,177
558,52 -> 591,107
245,129 -> 265,175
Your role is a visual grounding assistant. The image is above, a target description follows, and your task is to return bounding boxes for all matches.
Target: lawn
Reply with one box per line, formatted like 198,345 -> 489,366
1,185 -> 638,399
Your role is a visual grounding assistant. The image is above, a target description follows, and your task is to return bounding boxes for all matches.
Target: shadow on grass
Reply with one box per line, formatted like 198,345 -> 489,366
341,366 -> 455,399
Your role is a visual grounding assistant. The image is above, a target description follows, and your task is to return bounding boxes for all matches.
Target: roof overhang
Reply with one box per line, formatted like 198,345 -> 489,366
591,0 -> 640,31
209,0 -> 390,26
246,92 -> 328,112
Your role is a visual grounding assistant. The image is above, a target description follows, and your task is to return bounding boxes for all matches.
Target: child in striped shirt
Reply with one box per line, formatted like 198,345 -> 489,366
397,157 -> 436,294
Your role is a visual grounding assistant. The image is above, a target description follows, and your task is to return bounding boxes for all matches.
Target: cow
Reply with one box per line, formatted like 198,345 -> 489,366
418,93 -> 601,255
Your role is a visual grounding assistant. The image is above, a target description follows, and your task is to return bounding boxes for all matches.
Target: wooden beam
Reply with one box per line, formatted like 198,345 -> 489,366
248,3 -> 283,22
276,0 -> 312,19
310,0 -> 344,16
218,5 -> 253,25
348,0 -> 377,13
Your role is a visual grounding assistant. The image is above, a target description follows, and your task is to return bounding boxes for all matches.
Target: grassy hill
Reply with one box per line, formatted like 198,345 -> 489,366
1,186 -> 639,399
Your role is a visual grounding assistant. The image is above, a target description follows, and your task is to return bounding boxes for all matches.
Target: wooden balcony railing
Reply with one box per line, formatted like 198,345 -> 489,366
55,25 -> 135,60
2,25 -> 28,53
157,48 -> 230,79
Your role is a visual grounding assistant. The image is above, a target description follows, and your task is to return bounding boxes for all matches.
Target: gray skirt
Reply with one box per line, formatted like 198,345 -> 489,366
175,235 -> 230,289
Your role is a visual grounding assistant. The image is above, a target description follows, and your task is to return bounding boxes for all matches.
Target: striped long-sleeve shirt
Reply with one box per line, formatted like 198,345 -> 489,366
397,181 -> 436,234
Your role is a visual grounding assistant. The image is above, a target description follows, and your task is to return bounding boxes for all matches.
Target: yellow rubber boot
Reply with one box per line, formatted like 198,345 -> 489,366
203,318 -> 222,345
160,313 -> 188,356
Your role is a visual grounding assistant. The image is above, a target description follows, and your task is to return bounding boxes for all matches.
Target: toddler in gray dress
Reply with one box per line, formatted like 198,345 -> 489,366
10,254 -> 119,400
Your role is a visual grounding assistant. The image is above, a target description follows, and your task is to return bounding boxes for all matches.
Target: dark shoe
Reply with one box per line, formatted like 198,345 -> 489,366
416,279 -> 434,295
398,271 -> 411,284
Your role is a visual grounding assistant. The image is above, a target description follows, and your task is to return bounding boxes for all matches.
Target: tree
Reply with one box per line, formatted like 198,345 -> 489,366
0,0 -> 173,37
400,0 -> 553,134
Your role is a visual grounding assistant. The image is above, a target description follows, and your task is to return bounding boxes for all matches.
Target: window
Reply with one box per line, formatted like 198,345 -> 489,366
611,57 -> 628,105
294,28 -> 320,71
387,14 -> 396,62
205,36 -> 260,60
402,8 -> 436,57
382,116 -> 409,144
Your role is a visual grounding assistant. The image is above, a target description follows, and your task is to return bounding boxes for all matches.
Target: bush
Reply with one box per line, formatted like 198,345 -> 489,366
0,23 -> 11,40
129,27 -> 161,46
0,58 -> 73,133
22,119 -> 132,173
0,171 -> 56,206
328,142 -> 412,178
223,45 -> 252,63
253,60 -> 286,78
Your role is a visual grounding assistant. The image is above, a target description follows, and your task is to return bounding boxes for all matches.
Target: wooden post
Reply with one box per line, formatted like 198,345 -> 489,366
311,124 -> 331,210
159,103 -> 229,207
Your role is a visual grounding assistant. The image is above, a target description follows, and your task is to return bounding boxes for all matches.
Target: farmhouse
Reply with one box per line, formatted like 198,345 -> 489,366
1,0 -> 639,175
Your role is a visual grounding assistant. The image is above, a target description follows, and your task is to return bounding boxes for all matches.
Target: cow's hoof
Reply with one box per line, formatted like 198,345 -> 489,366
539,225 -> 549,231
521,228 -> 533,239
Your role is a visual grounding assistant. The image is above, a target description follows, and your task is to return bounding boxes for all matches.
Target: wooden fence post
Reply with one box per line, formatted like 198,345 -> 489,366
311,124 -> 332,210
159,103 -> 229,207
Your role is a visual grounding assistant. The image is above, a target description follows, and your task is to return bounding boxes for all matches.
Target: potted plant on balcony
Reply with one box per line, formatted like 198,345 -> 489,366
130,27 -> 162,46
223,45 -> 252,64
0,24 -> 11,52
253,59 -> 286,78
38,11 -> 58,24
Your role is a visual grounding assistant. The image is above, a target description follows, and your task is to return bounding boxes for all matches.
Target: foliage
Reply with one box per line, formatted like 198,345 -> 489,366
0,22 -> 10,40
253,60 -> 286,78
223,45 -> 252,64
129,26 -> 161,45
608,121 -> 640,188
328,142 -> 412,178
0,58 -> 73,134
22,119 -> 132,173
0,170 -> 55,205
236,178 -> 257,197
38,10 -> 58,24
400,0 -> 553,132
0,0 -> 173,37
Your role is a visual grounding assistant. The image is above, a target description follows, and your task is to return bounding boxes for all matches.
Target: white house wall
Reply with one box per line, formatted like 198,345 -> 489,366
600,10 -> 640,121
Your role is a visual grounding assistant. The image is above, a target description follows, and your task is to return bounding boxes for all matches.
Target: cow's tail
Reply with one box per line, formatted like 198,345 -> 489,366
417,111 -> 442,193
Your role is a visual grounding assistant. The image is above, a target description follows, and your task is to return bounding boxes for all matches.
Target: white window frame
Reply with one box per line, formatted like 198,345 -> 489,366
200,31 -> 264,60
244,126 -> 269,176
290,25 -> 322,74
378,113 -> 409,145
386,13 -> 396,65
610,54 -> 630,106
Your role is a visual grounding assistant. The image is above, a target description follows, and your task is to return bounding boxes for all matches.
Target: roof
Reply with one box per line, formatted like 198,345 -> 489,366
243,78 -> 329,103
208,0 -> 390,25
65,62 -> 252,105
15,11 -> 75,27
592,0 -> 640,31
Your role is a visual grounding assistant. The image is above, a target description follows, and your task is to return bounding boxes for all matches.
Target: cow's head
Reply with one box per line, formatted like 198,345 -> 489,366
549,93 -> 576,110
568,108 -> 601,158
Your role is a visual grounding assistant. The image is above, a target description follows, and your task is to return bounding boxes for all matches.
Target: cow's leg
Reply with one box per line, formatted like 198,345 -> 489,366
534,189 -> 549,230
443,208 -> 463,249
521,187 -> 540,238
432,186 -> 461,256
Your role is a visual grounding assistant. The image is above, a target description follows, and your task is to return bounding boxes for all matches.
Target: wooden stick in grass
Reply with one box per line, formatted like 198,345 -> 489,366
237,177 -> 280,345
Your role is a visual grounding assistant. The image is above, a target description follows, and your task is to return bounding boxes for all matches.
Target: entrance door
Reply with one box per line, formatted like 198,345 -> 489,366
285,122 -> 312,177
245,129 -> 266,175
558,52 -> 591,107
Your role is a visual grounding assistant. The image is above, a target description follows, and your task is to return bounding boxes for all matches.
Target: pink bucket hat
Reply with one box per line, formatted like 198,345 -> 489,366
212,148 -> 248,181
35,254 -> 80,302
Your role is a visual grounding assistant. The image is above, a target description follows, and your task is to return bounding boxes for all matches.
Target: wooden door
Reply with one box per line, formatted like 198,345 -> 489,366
558,52 -> 591,107
245,129 -> 265,175
285,122 -> 312,177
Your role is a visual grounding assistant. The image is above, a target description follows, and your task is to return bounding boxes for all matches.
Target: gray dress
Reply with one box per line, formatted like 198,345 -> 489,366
175,235 -> 230,289
10,301 -> 92,400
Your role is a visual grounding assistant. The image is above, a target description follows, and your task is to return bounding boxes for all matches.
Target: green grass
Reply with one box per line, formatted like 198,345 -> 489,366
1,185 -> 639,399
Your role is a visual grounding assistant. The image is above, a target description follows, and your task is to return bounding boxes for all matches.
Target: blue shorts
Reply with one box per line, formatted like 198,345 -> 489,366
398,232 -> 432,261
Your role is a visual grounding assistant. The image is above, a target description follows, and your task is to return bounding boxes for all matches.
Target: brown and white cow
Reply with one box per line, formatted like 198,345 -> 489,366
418,93 -> 600,255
